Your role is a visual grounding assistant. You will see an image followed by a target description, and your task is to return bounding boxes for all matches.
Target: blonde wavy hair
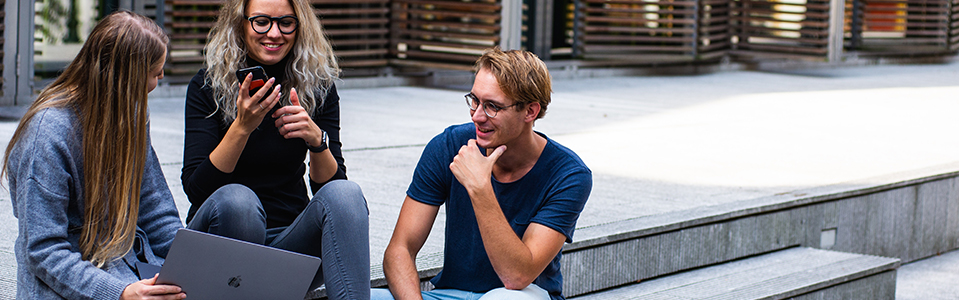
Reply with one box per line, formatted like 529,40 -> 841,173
3,11 -> 169,268
203,0 -> 339,124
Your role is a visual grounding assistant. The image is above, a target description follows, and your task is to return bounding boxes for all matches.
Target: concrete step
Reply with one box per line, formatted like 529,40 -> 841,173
895,249 -> 959,300
570,247 -> 899,300
0,249 -> 13,299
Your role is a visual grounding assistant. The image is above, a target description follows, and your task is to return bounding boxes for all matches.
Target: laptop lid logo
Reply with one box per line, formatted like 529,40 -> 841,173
228,276 -> 242,288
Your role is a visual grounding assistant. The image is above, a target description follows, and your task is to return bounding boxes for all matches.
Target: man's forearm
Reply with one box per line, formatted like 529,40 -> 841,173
468,187 -> 539,289
383,247 -> 424,300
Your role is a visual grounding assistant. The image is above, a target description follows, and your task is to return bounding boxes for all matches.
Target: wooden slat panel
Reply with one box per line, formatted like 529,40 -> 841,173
952,0 -> 959,50
397,39 -> 493,51
170,43 -> 206,51
391,0 -> 501,67
584,44 -> 696,52
169,55 -> 205,63
0,0 -> 3,97
314,7 -> 389,15
861,13 -> 949,21
700,0 -> 732,58
395,0 -> 500,10
401,29 -> 500,41
584,0 -> 699,5
331,38 -> 390,46
585,16 -> 699,25
313,0 -> 389,4
402,8 -> 503,19
730,0 -> 831,59
743,34 -> 831,44
321,18 -> 389,25
393,20 -> 501,31
169,22 -> 215,29
735,9 -> 830,19
584,25 -> 697,34
865,0 -> 949,4
736,0 -> 831,8
578,0 -> 709,61
735,41 -> 829,54
168,11 -> 219,17
861,6 -> 949,13
584,7 -> 699,14
168,0 -> 223,4
336,48 -> 390,57
738,25 -> 828,35
313,0 -> 390,68
165,0 -> 389,80
400,49 -> 484,63
698,16 -> 732,25
844,0 -> 954,53
732,16 -> 830,28
170,33 -> 210,39
701,40 -> 733,50
325,28 -> 390,36
858,37 -> 949,43
702,32 -> 732,40
339,59 -> 390,67
585,35 -> 698,43
165,0 -> 220,80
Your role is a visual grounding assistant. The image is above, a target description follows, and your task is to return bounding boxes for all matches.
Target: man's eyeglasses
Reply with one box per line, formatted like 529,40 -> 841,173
465,93 -> 521,118
247,15 -> 299,34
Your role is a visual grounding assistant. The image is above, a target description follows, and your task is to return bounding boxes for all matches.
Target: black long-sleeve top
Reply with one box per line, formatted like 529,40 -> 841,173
181,61 -> 346,229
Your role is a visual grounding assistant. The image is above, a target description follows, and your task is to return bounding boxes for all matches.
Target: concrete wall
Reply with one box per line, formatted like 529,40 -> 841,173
824,177 -> 959,263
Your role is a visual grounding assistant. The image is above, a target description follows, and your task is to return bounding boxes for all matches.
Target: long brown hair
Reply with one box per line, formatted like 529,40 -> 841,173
204,0 -> 339,124
2,11 -> 169,267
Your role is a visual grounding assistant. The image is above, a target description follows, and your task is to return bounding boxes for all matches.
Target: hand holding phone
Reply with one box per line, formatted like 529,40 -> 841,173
235,66 -> 269,91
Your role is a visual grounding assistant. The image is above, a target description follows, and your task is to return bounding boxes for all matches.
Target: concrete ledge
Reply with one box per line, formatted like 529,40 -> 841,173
570,247 -> 899,300
568,162 -> 959,252
0,249 -> 14,298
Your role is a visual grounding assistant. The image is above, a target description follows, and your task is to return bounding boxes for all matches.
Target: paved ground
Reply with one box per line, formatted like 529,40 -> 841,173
897,249 -> 959,300
0,60 -> 956,298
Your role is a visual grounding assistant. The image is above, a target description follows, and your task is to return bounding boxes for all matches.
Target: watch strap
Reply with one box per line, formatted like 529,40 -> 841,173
308,131 -> 329,153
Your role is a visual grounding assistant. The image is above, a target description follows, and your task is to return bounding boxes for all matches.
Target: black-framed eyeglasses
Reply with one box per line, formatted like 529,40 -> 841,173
247,15 -> 299,34
465,93 -> 522,118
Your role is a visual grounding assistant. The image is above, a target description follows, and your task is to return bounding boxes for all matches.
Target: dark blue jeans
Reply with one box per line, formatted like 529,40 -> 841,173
187,181 -> 370,300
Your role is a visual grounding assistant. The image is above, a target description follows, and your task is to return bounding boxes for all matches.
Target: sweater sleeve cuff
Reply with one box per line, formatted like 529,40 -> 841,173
94,275 -> 128,300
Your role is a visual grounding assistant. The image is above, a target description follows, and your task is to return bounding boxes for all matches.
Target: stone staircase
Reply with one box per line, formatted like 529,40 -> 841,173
331,165 -> 959,300
571,247 -> 899,300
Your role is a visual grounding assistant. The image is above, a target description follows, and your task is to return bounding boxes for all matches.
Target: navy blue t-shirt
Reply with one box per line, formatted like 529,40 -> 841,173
407,123 -> 592,300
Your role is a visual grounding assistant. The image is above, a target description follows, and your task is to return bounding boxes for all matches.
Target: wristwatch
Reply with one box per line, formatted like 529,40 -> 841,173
308,130 -> 328,153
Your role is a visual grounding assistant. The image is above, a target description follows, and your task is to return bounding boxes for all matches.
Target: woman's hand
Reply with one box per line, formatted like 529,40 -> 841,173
273,87 -> 338,182
207,73 -> 282,174
234,73 -> 282,135
273,87 -> 324,147
121,274 -> 186,300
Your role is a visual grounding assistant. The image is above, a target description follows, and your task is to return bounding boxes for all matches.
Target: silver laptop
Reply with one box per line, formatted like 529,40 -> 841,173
155,228 -> 322,300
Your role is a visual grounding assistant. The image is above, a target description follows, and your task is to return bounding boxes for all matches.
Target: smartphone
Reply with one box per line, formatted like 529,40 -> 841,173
235,66 -> 269,91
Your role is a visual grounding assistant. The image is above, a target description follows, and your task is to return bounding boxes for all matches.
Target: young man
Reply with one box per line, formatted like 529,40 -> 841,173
374,48 -> 592,300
